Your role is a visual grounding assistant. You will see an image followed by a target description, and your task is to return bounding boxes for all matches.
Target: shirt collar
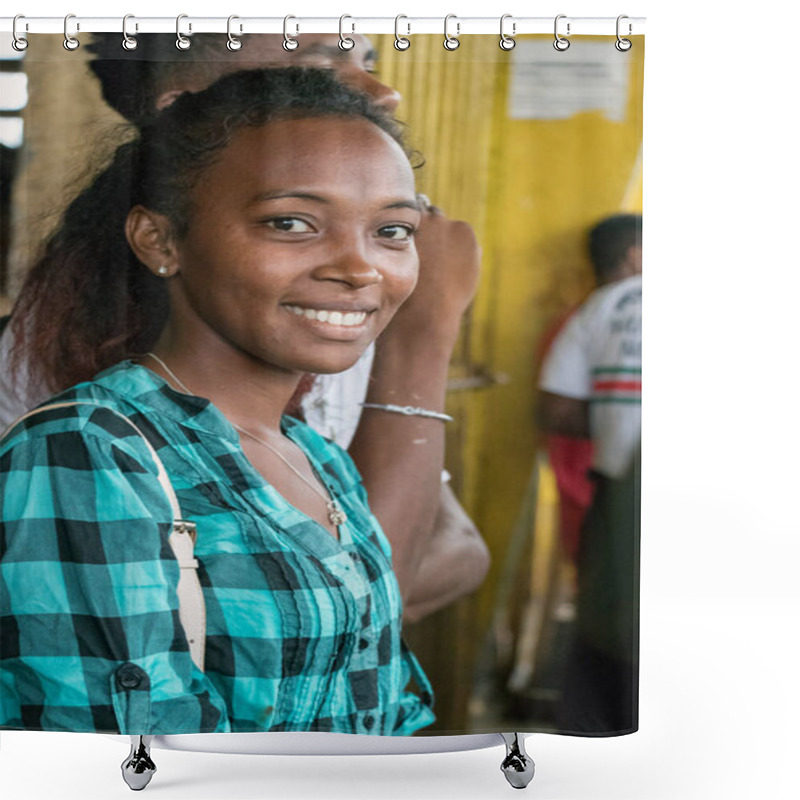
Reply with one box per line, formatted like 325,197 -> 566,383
91,360 -> 243,444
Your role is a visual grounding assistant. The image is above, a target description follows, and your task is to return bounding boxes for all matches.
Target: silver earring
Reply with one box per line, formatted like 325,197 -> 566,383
157,265 -> 169,276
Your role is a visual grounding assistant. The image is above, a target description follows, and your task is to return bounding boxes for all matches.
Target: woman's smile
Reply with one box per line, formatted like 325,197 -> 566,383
283,303 -> 375,340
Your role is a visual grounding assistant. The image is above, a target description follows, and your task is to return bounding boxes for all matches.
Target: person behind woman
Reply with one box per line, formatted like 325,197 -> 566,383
0,67 -> 452,735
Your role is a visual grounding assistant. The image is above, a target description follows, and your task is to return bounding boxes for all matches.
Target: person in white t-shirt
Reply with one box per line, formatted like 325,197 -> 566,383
539,215 -> 642,478
538,213 -> 642,734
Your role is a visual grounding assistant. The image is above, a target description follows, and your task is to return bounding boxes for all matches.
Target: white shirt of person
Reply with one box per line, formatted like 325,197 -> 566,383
539,274 -> 641,480
300,344 -> 375,448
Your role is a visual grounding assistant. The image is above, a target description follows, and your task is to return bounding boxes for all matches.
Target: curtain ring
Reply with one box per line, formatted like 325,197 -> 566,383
12,15 -> 28,51
63,13 -> 80,51
553,14 -> 570,51
615,15 -> 632,51
394,15 -> 411,51
122,14 -> 138,51
443,14 -> 460,51
282,15 -> 298,51
339,15 -> 355,51
227,15 -> 243,51
499,14 -> 516,51
176,14 -> 192,50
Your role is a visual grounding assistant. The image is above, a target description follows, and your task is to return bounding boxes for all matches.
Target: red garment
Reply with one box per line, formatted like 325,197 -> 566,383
538,308 -> 595,562
545,434 -> 594,562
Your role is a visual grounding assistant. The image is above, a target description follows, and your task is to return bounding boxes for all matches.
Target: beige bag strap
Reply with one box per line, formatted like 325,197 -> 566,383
8,402 -> 206,670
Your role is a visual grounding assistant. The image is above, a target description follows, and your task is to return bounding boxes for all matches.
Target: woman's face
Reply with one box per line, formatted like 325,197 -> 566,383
164,116 -> 420,376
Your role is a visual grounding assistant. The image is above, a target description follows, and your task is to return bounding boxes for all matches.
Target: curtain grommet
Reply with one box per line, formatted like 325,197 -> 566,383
554,14 -> 571,51
394,15 -> 411,51
283,15 -> 299,51
499,14 -> 516,51
63,13 -> 80,51
339,15 -> 355,51
175,13 -> 192,51
227,15 -> 243,51
443,14 -> 460,51
121,14 -> 138,51
12,15 -> 28,51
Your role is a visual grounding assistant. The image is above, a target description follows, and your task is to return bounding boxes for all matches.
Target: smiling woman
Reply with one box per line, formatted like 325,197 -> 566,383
0,68 -> 437,736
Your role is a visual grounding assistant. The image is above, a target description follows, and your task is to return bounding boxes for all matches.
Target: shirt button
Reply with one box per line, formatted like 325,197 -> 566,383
116,664 -> 143,690
363,715 -> 375,730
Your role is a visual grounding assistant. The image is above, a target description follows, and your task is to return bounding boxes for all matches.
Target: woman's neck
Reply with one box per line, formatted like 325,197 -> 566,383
144,335 -> 303,436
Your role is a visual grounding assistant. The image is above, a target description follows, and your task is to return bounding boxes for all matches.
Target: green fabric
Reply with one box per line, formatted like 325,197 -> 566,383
1,361 -> 434,735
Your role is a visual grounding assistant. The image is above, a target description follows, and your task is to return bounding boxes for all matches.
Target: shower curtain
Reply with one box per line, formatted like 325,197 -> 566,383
0,27 -> 643,742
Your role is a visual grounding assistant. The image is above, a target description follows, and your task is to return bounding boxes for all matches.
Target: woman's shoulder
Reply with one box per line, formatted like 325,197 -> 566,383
0,365 -> 172,517
1,362 -> 157,455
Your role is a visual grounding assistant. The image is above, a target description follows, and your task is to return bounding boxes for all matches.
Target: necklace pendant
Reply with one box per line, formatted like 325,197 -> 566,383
327,501 -> 347,527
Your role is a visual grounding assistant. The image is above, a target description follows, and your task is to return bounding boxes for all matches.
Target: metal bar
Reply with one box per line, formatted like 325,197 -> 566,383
0,16 -> 646,35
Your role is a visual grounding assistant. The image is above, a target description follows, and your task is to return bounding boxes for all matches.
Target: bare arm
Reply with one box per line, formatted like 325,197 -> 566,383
348,209 -> 481,604
403,482 -> 491,624
537,390 -> 591,439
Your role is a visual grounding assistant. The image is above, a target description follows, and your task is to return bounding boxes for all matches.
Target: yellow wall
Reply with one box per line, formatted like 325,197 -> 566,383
377,35 -> 644,730
474,36 -> 644,632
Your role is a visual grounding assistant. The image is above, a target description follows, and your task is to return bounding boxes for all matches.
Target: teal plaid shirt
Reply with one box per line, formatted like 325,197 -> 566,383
0,362 -> 434,735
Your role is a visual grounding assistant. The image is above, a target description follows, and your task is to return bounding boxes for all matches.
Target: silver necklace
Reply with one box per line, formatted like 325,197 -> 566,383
142,352 -> 347,528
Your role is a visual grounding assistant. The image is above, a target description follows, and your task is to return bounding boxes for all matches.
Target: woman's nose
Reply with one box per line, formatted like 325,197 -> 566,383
314,238 -> 383,288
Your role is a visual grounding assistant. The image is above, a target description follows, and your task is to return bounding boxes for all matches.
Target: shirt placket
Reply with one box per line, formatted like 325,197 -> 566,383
320,543 -> 381,733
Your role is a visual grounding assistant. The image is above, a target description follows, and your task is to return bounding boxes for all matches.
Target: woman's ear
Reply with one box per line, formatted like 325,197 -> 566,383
125,205 -> 179,278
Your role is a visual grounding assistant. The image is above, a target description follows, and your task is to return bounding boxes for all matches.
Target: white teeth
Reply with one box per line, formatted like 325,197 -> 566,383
286,305 -> 368,327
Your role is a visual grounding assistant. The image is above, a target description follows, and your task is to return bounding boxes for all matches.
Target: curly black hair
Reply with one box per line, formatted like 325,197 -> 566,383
10,67 -> 412,392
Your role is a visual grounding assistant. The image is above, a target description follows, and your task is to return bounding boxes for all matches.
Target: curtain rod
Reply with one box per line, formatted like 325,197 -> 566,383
0,16 -> 646,36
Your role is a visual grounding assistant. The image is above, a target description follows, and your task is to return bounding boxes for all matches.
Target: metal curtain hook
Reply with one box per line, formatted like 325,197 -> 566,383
122,14 -> 138,51
554,14 -> 570,51
499,14 -> 516,50
227,15 -> 242,51
63,13 -> 80,51
176,14 -> 191,50
443,14 -> 460,51
12,15 -> 28,51
616,14 -> 632,51
283,15 -> 299,51
394,15 -> 411,51
339,15 -> 355,50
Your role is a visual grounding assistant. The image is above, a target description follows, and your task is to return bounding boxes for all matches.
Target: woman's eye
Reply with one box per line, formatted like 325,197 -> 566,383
378,224 -> 415,241
266,217 -> 314,233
